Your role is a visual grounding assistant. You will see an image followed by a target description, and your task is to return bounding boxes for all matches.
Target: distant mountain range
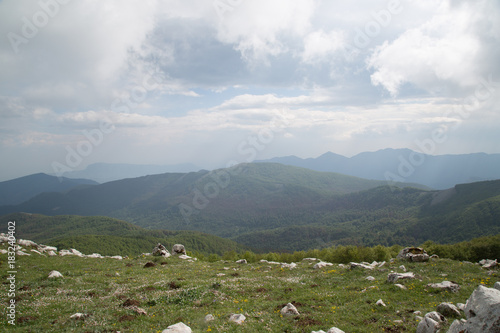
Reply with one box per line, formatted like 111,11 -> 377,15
257,148 -> 500,189
1,163 -> 499,251
0,173 -> 97,206
58,162 -> 201,183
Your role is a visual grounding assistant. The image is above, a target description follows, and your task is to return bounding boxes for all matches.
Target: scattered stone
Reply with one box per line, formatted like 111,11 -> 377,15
281,303 -> 300,316
350,262 -> 374,270
127,305 -> 147,315
430,254 -> 439,259
312,328 -> 345,333
16,250 -> 30,256
313,262 -> 333,269
376,299 -> 386,307
447,319 -> 467,333
260,259 -> 269,263
378,261 -> 386,267
338,264 -> 346,269
47,250 -> 57,256
48,270 -> 63,278
70,313 -> 87,320
479,259 -> 498,269
38,244 -> 57,253
416,312 -> 446,333
236,259 -> 247,264
462,285 -> 500,332
281,262 -> 297,269
399,265 -> 406,272
178,254 -> 192,260
229,313 -> 246,324
109,255 -> 123,260
395,284 -> 407,290
152,243 -> 171,258
162,322 -> 192,332
172,244 -> 186,256
456,303 -> 465,311
0,249 -> 7,254
30,249 -> 44,255
436,302 -> 461,318
427,281 -> 460,293
414,311 -> 422,316
216,273 -> 225,277
204,314 -> 215,322
365,276 -> 375,281
86,253 -> 103,258
18,239 -> 38,247
302,258 -> 318,261
387,272 -> 415,283
397,247 -> 430,262
494,282 -> 500,291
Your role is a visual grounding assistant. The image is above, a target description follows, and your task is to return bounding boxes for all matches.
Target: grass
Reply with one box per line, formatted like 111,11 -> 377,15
1,250 -> 498,332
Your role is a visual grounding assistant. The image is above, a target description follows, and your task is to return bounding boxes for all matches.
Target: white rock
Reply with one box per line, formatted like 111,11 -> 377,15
378,261 -> 386,267
350,262 -> 374,270
0,249 -> 7,254
494,282 -> 500,291
313,261 -> 333,269
18,239 -> 38,247
172,244 -> 186,255
48,270 -> 63,278
413,311 -> 422,316
260,259 -> 269,263
109,255 -> 123,260
70,248 -> 84,257
86,253 -> 103,258
338,264 -> 346,268
162,322 -> 192,332
302,258 -> 318,261
326,328 -> 345,333
376,299 -> 386,307
479,259 -> 498,269
281,262 -> 297,269
229,314 -> 246,324
436,302 -> 461,318
281,303 -> 300,316
16,250 -> 30,256
424,311 -> 446,324
387,272 -> 415,283
236,259 -> 247,264
427,281 -> 460,293
204,314 -> 215,322
456,303 -> 465,311
30,249 -> 45,255
70,313 -> 87,320
463,285 -> 500,332
38,245 -> 57,252
216,273 -> 225,277
399,265 -> 406,272
394,284 -> 407,290
178,254 -> 192,260
268,261 -> 281,265
365,276 -> 375,281
416,317 -> 441,333
127,305 -> 147,315
47,250 -> 57,256
447,319 -> 467,333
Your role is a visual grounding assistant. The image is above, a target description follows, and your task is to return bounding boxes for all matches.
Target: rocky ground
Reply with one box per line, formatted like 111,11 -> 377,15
0,237 -> 499,332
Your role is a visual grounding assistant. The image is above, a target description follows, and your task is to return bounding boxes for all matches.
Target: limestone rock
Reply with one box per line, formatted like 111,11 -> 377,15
494,282 -> 500,291
16,250 -> 30,256
427,281 -> 460,293
281,262 -> 297,269
162,322 -> 192,332
109,255 -> 123,260
350,262 -> 374,270
236,259 -> 247,264
447,319 -> 467,333
376,299 -> 386,307
153,243 -> 171,258
205,314 -> 215,322
397,247 -> 430,262
313,261 -> 333,269
365,276 -> 375,281
18,239 -> 38,247
436,302 -> 461,318
479,259 -> 498,269
86,253 -> 103,258
127,305 -> 147,315
302,258 -> 318,261
281,303 -> 300,316
172,244 -> 186,255
387,272 -> 415,283
312,328 -> 345,333
47,250 -> 57,256
417,317 -> 440,333
229,313 -> 246,324
48,270 -> 63,278
463,285 -> 500,332
70,313 -> 87,320
399,265 -> 406,272
395,284 -> 407,290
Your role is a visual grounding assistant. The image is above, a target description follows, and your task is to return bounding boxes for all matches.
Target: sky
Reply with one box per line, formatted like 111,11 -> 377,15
1,0 -> 499,181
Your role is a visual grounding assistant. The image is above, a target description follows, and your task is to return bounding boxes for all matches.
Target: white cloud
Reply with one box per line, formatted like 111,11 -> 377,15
368,0 -> 499,96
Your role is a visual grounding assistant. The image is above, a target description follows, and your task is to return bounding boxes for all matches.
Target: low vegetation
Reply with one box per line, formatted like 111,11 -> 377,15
1,239 -> 498,332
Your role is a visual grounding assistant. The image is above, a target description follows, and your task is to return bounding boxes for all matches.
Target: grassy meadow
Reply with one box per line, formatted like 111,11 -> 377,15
1,250 -> 498,332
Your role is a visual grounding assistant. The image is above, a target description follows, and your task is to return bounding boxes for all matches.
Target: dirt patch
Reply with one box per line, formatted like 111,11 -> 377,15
17,316 -> 37,324
118,315 -> 135,322
256,287 -> 267,293
122,299 -> 140,307
19,285 -> 30,291
143,262 -> 156,268
169,281 -> 181,290
295,316 -> 322,327
383,326 -> 407,332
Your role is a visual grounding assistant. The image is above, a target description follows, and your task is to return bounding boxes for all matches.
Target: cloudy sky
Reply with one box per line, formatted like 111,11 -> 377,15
1,0 -> 499,181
